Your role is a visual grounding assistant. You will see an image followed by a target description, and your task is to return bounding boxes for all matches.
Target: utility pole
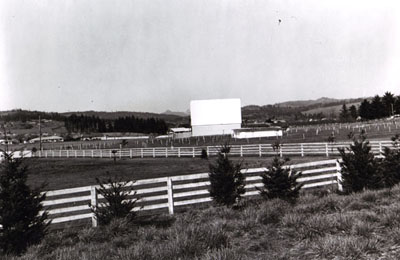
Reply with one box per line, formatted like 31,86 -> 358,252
39,116 -> 42,151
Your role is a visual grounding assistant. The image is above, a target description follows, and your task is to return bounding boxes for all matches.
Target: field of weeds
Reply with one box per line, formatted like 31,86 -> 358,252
5,185 -> 400,259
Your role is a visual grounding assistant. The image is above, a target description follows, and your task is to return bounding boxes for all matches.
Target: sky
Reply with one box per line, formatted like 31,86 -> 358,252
1,0 -> 399,113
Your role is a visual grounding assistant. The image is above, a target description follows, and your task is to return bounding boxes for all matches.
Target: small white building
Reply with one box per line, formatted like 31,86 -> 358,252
29,135 -> 64,143
168,127 -> 192,139
233,127 -> 283,139
190,98 -> 242,136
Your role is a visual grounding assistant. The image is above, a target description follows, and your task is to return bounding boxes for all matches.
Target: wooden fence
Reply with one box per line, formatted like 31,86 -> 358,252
41,159 -> 342,227
20,140 -> 393,159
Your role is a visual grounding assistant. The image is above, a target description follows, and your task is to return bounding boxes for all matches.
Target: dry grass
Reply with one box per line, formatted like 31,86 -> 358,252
5,184 -> 400,259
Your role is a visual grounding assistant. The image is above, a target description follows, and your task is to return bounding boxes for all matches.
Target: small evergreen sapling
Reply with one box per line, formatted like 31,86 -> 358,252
0,152 -> 49,255
208,145 -> 245,207
258,157 -> 302,204
338,131 -> 382,193
379,134 -> 400,188
90,176 -> 139,226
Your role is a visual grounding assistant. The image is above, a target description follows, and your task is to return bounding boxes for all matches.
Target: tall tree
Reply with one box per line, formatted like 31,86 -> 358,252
382,92 -> 396,117
359,99 -> 371,120
370,95 -> 385,119
339,104 -> 349,121
349,105 -> 358,120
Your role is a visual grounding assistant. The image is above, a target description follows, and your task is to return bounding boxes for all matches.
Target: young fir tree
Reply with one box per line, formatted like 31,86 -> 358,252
90,176 -> 139,226
0,152 -> 49,255
338,131 -> 382,193
379,134 -> 400,188
258,157 -> 302,204
208,145 -> 245,207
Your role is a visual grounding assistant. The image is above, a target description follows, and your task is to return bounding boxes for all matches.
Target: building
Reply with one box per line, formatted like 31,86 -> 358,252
232,127 -> 283,139
168,127 -> 192,139
190,98 -> 242,136
29,135 -> 64,143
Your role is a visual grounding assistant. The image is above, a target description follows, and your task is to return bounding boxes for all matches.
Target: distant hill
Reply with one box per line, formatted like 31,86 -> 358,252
161,110 -> 189,117
242,96 -> 369,121
275,97 -> 339,107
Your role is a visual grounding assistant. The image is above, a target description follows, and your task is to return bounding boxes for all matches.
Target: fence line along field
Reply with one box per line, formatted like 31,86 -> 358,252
41,159 -> 341,227
4,118 -> 399,152
7,139 -> 394,160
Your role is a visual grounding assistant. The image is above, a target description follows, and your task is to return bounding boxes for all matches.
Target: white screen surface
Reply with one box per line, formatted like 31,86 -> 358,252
190,99 -> 241,126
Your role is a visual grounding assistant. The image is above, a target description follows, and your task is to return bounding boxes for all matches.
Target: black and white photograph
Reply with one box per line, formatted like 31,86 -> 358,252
1,0 -> 400,259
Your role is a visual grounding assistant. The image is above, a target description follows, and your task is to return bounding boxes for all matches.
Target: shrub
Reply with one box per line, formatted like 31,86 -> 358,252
90,176 -> 139,226
379,134 -> 400,188
0,152 -> 49,255
200,148 -> 208,159
338,131 -> 382,193
257,157 -> 302,204
208,144 -> 245,207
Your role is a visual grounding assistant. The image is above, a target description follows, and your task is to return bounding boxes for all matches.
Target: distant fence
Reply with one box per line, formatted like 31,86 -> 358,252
41,159 -> 342,227
8,140 -> 393,160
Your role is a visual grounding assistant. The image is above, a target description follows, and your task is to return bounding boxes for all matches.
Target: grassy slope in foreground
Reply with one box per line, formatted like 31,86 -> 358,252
5,185 -> 400,259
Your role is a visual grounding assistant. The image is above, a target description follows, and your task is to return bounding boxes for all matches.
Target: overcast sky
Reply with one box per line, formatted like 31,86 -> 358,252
1,0 -> 399,113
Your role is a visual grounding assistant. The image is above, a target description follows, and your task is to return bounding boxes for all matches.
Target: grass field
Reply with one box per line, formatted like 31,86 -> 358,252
25,156 -> 329,191
6,184 -> 400,259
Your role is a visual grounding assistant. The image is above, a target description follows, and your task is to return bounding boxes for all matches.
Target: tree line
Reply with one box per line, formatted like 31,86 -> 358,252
64,114 -> 168,134
340,91 -> 400,121
0,109 -> 65,122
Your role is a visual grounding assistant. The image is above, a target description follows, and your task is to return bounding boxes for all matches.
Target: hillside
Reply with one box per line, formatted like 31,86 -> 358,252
274,97 -> 339,107
7,185 -> 400,259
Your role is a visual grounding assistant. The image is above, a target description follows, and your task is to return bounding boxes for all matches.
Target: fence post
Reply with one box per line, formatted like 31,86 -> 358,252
178,148 -> 181,158
166,148 -> 168,158
240,145 -> 243,157
301,144 -> 304,157
259,144 -> 262,157
336,161 -> 343,192
167,178 -> 174,215
141,148 -> 144,158
206,146 -> 209,157
192,147 -> 195,158
153,148 -> 155,158
325,143 -> 329,157
92,150 -> 94,158
90,186 -> 98,227
279,146 -> 283,157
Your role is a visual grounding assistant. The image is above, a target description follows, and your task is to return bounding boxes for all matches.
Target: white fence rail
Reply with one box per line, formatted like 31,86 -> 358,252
6,140 -> 392,160
41,159 -> 342,227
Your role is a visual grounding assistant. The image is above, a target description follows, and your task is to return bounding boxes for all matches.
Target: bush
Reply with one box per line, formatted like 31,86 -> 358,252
200,148 -> 208,159
0,152 -> 49,255
208,144 -> 245,207
90,176 -> 139,226
338,131 -> 382,193
258,157 -> 302,204
379,134 -> 400,188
